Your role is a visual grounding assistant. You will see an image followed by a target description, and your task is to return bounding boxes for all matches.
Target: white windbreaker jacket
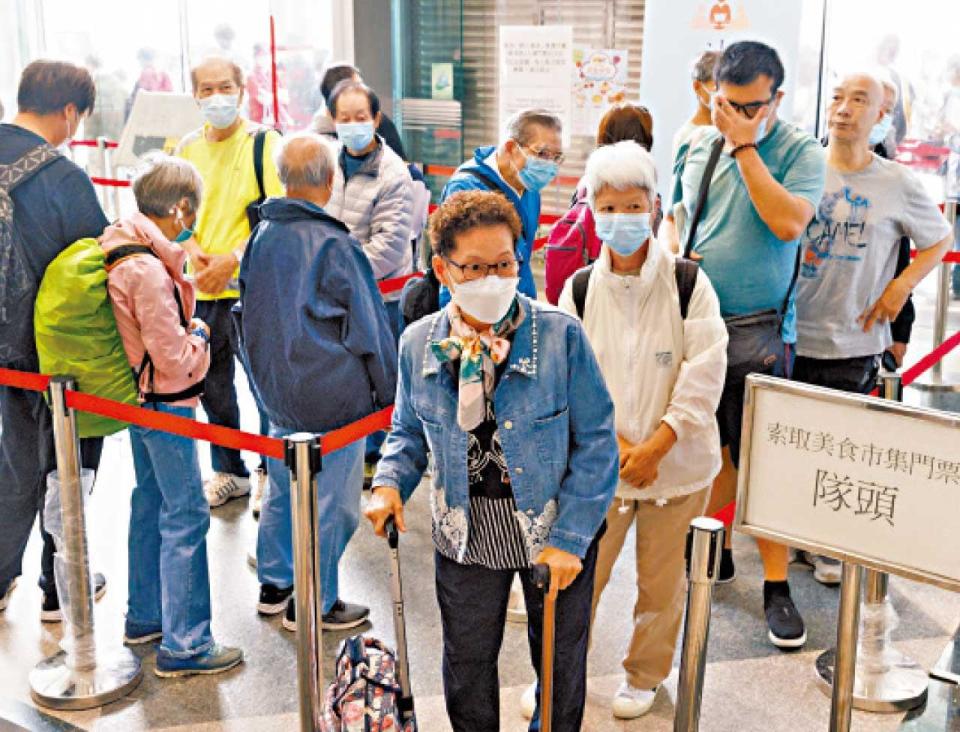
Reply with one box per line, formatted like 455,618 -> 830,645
558,239 -> 728,502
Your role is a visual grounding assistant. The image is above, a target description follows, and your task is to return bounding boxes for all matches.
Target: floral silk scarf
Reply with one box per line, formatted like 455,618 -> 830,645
430,300 -> 524,431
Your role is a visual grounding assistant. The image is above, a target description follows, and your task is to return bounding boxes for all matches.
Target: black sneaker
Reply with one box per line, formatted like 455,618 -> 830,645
41,573 -> 107,623
257,583 -> 293,616
281,597 -> 370,633
0,578 -> 17,612
717,547 -> 736,584
763,581 -> 806,649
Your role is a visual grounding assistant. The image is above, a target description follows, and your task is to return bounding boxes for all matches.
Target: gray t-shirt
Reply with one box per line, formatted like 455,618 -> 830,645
796,155 -> 950,359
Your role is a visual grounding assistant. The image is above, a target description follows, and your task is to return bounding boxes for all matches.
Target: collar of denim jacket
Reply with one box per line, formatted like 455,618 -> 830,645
421,296 -> 539,380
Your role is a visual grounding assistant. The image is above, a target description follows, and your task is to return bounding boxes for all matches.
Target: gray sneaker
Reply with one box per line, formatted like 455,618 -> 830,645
281,597 -> 370,632
155,643 -> 244,678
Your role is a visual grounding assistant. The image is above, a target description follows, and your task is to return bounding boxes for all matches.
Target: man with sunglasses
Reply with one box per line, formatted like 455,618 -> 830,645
440,108 -> 564,303
665,40 -> 826,650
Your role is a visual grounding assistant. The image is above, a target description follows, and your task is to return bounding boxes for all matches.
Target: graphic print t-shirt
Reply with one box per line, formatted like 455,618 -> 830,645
795,155 -> 950,359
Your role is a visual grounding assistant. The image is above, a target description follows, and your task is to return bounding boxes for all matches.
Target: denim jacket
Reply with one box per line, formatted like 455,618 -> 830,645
373,296 -> 619,562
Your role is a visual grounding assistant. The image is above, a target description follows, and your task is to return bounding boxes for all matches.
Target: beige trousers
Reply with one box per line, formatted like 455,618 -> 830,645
592,487 -> 710,690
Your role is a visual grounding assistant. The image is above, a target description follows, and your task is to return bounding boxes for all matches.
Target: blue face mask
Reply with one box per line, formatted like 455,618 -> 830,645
174,228 -> 194,243
337,121 -> 376,152
869,113 -> 893,146
594,213 -> 652,257
199,93 -> 240,130
756,117 -> 769,143
517,150 -> 559,193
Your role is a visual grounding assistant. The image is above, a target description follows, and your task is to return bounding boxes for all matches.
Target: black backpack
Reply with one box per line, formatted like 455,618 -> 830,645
571,258 -> 700,321
0,144 -> 61,365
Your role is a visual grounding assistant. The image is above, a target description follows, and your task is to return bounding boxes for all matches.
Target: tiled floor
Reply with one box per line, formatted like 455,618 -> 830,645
0,266 -> 958,731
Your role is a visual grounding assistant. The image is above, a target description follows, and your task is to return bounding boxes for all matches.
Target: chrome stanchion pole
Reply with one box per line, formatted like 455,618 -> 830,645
99,137 -> 121,221
29,377 -> 142,710
815,373 -> 928,712
830,562 -> 864,732
912,199 -> 960,396
674,517 -> 724,732
285,433 -> 324,732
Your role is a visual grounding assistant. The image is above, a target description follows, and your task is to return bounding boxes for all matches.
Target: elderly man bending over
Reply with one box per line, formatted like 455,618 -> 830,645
236,133 -> 398,632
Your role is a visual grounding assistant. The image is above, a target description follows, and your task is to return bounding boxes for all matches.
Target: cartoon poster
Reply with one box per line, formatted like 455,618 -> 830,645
432,63 -> 454,100
572,48 -> 629,137
499,25 -> 573,146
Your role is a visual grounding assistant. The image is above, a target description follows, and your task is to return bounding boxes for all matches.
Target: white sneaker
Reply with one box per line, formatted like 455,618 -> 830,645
612,682 -> 658,719
520,681 -> 537,720
204,473 -> 251,508
796,550 -> 841,586
251,468 -> 268,519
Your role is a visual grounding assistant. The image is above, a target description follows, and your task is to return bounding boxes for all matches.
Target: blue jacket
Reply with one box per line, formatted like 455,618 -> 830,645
373,296 -> 619,561
237,198 -> 398,432
440,146 -> 541,301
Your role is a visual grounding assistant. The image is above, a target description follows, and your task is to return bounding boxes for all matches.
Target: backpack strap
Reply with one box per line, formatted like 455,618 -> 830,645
683,136 -> 724,259
252,129 -> 268,203
104,244 -> 157,269
463,168 -> 504,194
572,265 -> 593,320
0,144 -> 61,195
674,258 -> 700,320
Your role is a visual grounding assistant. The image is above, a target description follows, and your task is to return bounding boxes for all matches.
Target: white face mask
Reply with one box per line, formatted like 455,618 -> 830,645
449,274 -> 519,325
199,93 -> 240,130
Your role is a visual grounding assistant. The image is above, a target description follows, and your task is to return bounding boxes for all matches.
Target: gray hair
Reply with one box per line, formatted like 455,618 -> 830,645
584,141 -> 657,209
692,50 -> 721,83
132,153 -> 203,218
273,132 -> 335,190
505,108 -> 562,146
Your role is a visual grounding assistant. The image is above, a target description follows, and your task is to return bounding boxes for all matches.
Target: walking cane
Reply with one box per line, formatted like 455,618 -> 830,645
533,564 -> 555,732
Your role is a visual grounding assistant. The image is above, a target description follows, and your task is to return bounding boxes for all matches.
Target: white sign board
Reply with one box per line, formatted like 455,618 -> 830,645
115,91 -> 205,168
499,25 -> 573,147
736,375 -> 960,591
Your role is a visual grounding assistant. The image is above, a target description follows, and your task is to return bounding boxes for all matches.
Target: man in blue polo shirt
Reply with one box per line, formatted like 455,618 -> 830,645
666,40 -> 826,650
440,108 -> 563,303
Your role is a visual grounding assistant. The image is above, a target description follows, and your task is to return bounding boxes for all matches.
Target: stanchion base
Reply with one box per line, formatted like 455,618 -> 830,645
930,637 -> 960,685
29,647 -> 142,711
816,648 -> 928,713
908,372 -> 960,394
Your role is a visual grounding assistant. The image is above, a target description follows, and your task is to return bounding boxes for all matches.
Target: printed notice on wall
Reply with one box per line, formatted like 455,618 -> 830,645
738,376 -> 960,588
572,48 -> 629,137
499,25 -> 573,146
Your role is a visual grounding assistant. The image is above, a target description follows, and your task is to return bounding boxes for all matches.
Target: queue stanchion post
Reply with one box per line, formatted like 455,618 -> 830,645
99,136 -> 122,220
911,199 -> 960,397
674,517 -> 724,732
29,377 -> 142,710
815,372 -> 928,712
284,433 -> 325,732
830,562 -> 864,732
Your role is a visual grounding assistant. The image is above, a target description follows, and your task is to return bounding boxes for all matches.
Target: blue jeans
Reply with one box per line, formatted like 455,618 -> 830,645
365,299 -> 402,462
127,404 -> 213,658
257,424 -> 363,614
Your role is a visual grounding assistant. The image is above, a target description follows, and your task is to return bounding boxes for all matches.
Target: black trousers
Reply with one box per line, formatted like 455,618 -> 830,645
195,299 -> 269,475
0,369 -> 103,595
435,533 -> 600,732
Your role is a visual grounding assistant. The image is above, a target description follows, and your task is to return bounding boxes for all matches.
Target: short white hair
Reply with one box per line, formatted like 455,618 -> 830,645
584,140 -> 657,209
273,132 -> 335,189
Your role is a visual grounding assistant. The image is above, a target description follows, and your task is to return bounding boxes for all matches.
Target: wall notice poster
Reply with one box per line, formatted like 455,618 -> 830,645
572,48 -> 629,137
499,25 -> 573,146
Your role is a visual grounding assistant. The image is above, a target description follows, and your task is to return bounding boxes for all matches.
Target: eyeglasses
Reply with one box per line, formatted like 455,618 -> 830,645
725,95 -> 775,120
522,144 -> 565,165
444,257 -> 520,281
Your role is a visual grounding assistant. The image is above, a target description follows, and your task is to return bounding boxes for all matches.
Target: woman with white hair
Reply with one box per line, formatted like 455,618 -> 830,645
558,140 -> 728,719
102,153 -> 242,677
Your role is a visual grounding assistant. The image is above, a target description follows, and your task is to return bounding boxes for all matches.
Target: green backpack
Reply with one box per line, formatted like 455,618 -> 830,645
34,238 -> 138,437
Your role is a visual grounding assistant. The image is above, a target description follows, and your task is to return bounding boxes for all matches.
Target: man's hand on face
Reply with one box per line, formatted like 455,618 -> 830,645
195,252 -> 239,295
712,95 -> 770,149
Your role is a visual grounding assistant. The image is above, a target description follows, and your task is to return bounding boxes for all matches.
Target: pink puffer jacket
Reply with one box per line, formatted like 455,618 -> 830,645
101,212 -> 209,407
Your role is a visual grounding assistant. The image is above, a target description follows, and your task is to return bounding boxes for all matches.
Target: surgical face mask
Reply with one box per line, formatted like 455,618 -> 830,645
337,121 -> 376,152
199,93 -> 240,130
517,150 -> 559,193
449,274 -> 519,324
174,227 -> 194,243
594,213 -> 652,257
756,117 -> 770,142
869,113 -> 894,146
